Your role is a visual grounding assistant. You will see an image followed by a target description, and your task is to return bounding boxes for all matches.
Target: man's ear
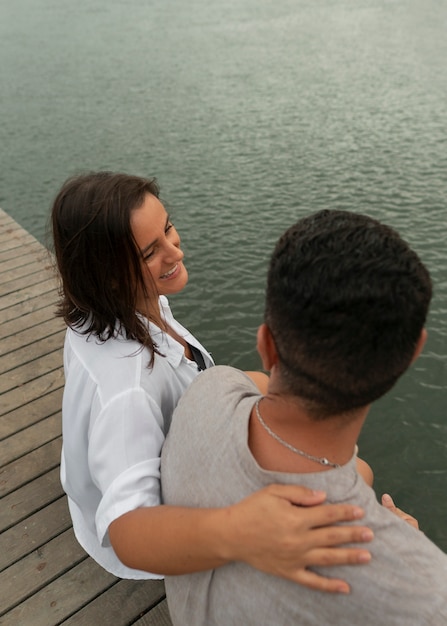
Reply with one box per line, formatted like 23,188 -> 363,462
256,324 -> 279,372
411,328 -> 428,364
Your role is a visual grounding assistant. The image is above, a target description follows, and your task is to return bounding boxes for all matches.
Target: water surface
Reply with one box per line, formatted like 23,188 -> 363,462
1,0 -> 446,549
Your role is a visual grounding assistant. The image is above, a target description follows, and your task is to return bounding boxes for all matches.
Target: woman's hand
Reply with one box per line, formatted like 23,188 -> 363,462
381,493 -> 419,530
221,484 -> 373,594
110,484 -> 373,593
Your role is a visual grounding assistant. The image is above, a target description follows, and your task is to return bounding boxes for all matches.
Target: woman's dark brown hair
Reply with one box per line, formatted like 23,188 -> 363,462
51,171 -> 162,364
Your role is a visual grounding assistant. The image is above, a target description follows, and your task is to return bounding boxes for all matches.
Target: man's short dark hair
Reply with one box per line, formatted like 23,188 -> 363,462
265,209 -> 432,416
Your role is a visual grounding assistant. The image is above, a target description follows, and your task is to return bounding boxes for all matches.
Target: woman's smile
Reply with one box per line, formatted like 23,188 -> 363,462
131,193 -> 189,305
160,262 -> 183,280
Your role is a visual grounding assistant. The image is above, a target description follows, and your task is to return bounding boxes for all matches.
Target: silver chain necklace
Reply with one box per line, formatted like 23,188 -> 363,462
254,398 -> 340,468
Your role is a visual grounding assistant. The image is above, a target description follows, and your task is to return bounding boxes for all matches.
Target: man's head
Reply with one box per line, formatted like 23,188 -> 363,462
263,209 -> 432,417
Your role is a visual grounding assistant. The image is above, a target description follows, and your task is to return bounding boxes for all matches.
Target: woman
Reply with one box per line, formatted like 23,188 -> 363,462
51,171 -> 375,593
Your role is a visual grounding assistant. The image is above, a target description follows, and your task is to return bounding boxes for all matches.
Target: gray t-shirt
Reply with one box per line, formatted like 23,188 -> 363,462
161,366 -> 447,626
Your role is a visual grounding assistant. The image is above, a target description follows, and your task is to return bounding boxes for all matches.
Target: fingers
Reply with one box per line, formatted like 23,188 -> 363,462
266,484 -> 369,527
263,484 -> 368,520
381,493 -> 397,510
228,486 -> 375,593
301,501 -> 367,529
303,544 -> 372,568
292,568 -> 352,594
283,543 -> 374,594
381,493 -> 419,530
263,483 -> 329,506
305,523 -> 374,549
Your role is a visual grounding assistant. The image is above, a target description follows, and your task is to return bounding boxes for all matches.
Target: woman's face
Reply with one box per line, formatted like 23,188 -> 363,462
131,193 -> 188,308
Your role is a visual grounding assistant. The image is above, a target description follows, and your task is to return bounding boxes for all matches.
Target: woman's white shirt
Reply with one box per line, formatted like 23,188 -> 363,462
60,296 -> 213,579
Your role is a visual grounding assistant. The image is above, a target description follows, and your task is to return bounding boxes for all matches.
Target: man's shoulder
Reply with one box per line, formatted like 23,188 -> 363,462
162,365 -> 259,507
183,365 -> 257,400
168,365 -> 258,439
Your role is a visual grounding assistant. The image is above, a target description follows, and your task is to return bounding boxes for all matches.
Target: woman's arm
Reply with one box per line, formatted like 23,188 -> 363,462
109,484 -> 373,594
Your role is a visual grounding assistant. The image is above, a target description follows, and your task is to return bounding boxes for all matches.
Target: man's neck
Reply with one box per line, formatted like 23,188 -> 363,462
248,393 -> 368,474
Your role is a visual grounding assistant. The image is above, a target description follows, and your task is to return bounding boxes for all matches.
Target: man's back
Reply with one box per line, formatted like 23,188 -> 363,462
161,366 -> 447,626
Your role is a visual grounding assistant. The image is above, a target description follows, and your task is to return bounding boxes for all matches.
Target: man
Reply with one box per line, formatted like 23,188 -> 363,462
161,210 -> 447,625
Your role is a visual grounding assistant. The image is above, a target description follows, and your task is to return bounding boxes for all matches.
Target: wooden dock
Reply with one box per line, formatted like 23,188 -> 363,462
0,209 -> 172,625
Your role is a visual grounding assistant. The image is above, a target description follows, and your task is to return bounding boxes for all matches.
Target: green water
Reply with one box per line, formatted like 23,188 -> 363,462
1,0 -> 446,550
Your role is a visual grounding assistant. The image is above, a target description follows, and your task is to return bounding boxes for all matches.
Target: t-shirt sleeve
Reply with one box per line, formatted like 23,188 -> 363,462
88,388 -> 165,546
162,366 -> 260,509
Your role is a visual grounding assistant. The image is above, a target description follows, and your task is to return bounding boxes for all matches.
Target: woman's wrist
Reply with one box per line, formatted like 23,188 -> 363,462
197,505 -> 240,565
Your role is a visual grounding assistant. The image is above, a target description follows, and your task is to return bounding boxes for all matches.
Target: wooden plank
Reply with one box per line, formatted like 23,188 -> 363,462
0,466 -> 63,532
0,368 -> 64,418
0,228 -> 45,247
0,413 -> 61,466
0,210 -> 171,626
0,246 -> 47,274
0,260 -> 37,282
0,496 -> 71,571
0,210 -> 31,227
0,303 -> 60,338
0,558 -> 118,626
0,437 -> 61,498
0,267 -> 52,298
0,329 -> 64,372
0,238 -> 45,258
0,293 -> 57,325
0,226 -> 15,236
0,316 -> 63,352
135,599 -> 173,626
0,277 -> 58,313
0,209 -> 16,224
0,305 -> 62,340
1,269 -> 55,296
0,387 -> 63,439
61,579 -> 166,626
0,529 -> 87,616
0,236 -> 36,254
0,348 -> 63,393
0,224 -> 42,251
0,268 -> 56,300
